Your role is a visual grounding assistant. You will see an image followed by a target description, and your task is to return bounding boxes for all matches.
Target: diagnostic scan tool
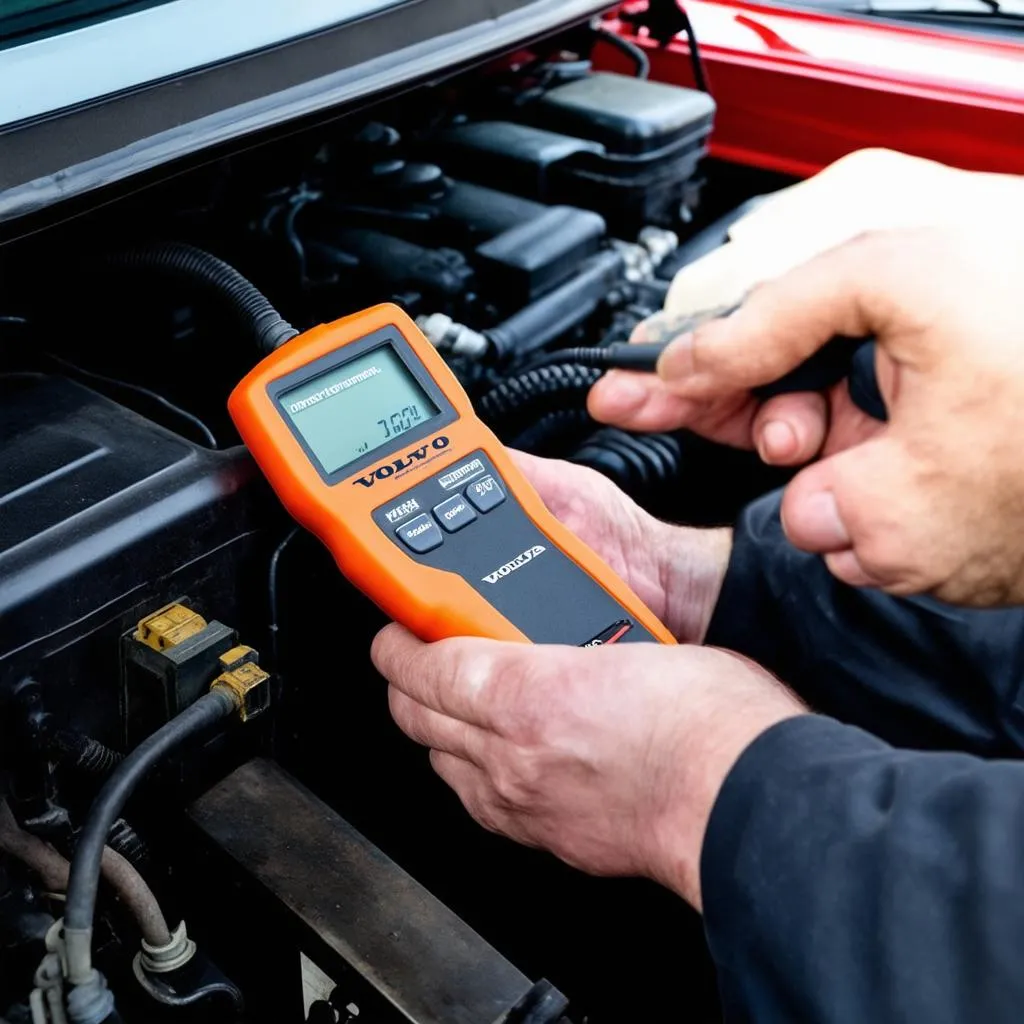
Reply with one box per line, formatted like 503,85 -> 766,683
229,304 -> 674,646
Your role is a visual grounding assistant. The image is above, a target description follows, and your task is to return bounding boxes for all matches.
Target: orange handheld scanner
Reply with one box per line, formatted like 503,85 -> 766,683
229,304 -> 674,646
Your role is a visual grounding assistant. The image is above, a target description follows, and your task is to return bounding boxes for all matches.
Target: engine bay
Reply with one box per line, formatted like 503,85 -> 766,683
0,31 -> 795,1024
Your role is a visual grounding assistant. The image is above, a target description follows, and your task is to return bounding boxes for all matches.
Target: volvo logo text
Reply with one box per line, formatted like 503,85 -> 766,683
353,436 -> 450,487
482,545 -> 546,584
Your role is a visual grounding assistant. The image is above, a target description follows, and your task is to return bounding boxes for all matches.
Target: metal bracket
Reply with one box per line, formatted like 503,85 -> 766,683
190,758 -> 569,1024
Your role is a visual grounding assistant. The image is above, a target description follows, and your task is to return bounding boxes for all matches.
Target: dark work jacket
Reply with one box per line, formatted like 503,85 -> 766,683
701,491 -> 1024,1024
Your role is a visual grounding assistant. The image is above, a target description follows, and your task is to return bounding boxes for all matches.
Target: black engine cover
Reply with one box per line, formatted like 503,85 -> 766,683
0,374 -> 274,742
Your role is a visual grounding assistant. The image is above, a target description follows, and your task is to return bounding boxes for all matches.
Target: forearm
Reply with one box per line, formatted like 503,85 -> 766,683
702,715 -> 1024,1024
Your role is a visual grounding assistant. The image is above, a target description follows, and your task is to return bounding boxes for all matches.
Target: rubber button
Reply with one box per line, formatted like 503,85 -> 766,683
396,514 -> 443,553
433,495 -> 478,533
465,475 -> 506,513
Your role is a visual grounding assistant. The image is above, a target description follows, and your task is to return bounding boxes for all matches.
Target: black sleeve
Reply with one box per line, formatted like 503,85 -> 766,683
703,491 -> 1024,757
702,715 -> 1024,1024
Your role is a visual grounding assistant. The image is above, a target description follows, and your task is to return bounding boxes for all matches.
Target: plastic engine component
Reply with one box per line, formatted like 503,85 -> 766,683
475,205 -> 606,305
319,228 -> 475,308
429,74 -> 714,233
530,72 -> 715,156
0,374 -> 269,738
432,121 -> 603,198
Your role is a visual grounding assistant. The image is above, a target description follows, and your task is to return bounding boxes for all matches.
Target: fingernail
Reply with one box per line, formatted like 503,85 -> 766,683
758,420 -> 798,462
600,371 -> 648,411
825,549 -> 882,588
803,491 -> 851,548
654,332 -> 694,383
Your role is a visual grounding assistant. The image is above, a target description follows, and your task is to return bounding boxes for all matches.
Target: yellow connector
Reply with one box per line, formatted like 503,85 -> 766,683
134,604 -> 208,651
211,646 -> 271,722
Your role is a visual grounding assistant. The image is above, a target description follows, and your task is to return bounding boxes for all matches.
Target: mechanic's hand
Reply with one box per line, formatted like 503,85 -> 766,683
510,449 -> 730,642
372,625 -> 806,909
588,308 -> 887,466
598,226 -> 1024,605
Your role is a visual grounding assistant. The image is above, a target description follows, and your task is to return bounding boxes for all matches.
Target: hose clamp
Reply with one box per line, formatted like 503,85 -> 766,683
138,919 -> 197,974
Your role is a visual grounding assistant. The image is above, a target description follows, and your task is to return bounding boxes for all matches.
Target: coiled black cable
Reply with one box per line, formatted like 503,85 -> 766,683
477,365 -> 601,442
478,364 -> 601,421
49,730 -> 122,776
109,243 -> 298,355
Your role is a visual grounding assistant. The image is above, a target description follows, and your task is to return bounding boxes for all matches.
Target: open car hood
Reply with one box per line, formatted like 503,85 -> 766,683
0,0 -> 613,228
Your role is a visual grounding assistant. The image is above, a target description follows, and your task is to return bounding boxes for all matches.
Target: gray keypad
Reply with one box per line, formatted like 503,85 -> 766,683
433,494 -> 478,533
396,513 -> 443,553
465,475 -> 506,513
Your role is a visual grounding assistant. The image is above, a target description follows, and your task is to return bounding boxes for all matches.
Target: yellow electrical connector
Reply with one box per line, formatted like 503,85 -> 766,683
211,646 -> 271,722
134,603 -> 208,651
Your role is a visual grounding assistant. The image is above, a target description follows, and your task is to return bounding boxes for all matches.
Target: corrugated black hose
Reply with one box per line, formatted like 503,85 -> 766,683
477,364 -> 601,442
109,243 -> 298,355
49,730 -> 123,776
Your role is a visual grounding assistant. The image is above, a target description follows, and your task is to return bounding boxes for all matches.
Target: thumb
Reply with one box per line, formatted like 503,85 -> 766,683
779,433 -> 943,595
656,232 -> 904,398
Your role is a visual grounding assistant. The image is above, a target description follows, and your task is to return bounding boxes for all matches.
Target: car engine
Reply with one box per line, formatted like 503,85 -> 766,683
0,30 -> 792,1024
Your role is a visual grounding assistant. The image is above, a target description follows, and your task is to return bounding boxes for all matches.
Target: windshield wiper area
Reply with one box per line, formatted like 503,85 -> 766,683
823,0 -> 1024,27
836,0 -> 1024,22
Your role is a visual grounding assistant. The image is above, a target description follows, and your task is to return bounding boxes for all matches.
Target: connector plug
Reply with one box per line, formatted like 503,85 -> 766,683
210,646 -> 271,722
134,603 -> 208,651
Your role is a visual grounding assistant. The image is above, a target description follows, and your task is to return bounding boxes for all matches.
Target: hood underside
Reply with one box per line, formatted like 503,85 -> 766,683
0,0 -> 614,228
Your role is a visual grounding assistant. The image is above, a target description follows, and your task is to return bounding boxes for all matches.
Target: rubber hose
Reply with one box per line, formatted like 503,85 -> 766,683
571,429 -> 682,495
110,243 -> 298,355
64,690 -> 237,985
680,9 -> 711,94
0,799 -> 71,891
595,25 -> 650,78
0,802 -> 170,947
485,250 -> 624,360
98,846 -> 172,949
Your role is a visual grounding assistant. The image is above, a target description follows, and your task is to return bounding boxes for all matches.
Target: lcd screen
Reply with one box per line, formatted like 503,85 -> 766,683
278,345 -> 440,475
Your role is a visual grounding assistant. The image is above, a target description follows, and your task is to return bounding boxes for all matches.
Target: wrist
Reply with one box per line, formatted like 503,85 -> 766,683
658,525 -> 732,643
647,656 -> 807,910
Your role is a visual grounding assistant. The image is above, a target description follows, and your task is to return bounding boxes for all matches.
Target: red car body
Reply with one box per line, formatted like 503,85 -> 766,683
598,1 -> 1024,178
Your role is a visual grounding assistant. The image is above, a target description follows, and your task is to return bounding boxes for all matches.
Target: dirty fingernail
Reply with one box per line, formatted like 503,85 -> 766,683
657,332 -> 695,382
